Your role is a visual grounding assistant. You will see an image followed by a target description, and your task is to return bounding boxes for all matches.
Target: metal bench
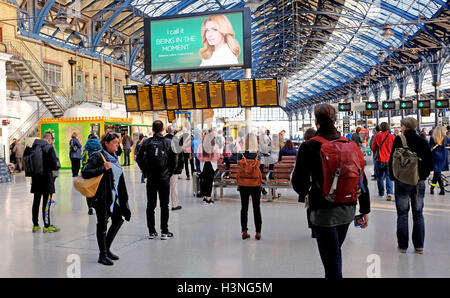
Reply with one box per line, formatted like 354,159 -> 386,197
266,162 -> 295,200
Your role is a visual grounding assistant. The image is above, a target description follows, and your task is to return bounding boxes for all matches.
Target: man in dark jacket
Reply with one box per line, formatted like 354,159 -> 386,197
69,132 -> 82,177
351,127 -> 363,148
122,131 -> 133,166
10,138 -> 17,165
137,120 -> 178,240
291,103 -> 370,279
166,125 -> 184,211
31,132 -> 60,233
388,117 -> 432,254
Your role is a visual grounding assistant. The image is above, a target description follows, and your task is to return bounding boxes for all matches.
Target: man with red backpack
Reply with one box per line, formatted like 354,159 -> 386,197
292,103 -> 370,279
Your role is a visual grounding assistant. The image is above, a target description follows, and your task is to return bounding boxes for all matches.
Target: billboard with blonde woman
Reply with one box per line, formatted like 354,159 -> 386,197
144,8 -> 251,74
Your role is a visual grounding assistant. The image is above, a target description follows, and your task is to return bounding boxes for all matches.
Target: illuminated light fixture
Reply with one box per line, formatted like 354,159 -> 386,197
378,51 -> 386,62
55,11 -> 69,32
381,27 -> 394,39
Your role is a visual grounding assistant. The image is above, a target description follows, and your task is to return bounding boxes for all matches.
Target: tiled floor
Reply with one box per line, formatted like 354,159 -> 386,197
0,165 -> 449,278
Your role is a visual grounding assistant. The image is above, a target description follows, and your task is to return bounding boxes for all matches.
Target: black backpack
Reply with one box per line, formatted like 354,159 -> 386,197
140,136 -> 169,174
23,145 -> 44,177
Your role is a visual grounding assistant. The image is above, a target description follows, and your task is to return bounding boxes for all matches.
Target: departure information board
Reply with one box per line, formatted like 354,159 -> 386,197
167,111 -> 176,123
255,78 -> 278,107
208,81 -> 224,108
137,85 -> 151,111
193,82 -> 209,109
151,84 -> 166,111
124,86 -> 139,112
179,83 -> 194,110
239,79 -> 254,107
223,80 -> 239,108
164,84 -> 179,110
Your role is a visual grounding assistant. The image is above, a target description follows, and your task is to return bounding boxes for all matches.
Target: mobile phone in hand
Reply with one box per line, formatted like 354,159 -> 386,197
354,214 -> 364,227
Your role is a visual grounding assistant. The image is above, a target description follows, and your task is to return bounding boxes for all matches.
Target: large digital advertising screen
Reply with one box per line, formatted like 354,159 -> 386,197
144,8 -> 251,74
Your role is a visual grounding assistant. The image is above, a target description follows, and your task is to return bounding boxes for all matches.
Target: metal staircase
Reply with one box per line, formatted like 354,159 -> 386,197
4,40 -> 72,117
2,40 -> 74,142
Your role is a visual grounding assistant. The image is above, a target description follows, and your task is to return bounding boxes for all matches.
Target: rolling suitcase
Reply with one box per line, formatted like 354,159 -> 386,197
192,171 -> 202,198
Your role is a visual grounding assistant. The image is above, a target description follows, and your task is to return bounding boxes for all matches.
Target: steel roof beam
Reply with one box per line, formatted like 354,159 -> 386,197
380,1 -> 447,47
33,0 -> 57,34
92,0 -> 134,50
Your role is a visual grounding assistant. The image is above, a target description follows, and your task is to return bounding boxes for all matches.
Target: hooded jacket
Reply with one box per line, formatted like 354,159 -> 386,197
30,139 -> 59,194
81,139 -> 102,167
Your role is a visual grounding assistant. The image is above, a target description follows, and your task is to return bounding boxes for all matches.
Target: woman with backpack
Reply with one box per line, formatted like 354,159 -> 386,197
69,132 -> 83,177
81,132 -> 131,266
236,133 -> 263,240
429,125 -> 449,195
81,133 -> 102,215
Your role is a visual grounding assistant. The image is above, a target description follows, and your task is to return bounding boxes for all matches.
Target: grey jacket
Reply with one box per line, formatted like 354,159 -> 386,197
13,143 -> 25,158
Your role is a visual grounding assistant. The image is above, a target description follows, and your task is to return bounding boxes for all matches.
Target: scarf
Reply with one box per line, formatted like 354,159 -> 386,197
103,150 -> 122,213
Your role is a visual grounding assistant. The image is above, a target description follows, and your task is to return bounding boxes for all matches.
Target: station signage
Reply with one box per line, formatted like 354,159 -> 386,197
382,101 -> 396,110
365,102 -> 378,111
417,100 -> 430,109
338,103 -> 351,112
436,99 -> 449,109
399,100 -> 413,110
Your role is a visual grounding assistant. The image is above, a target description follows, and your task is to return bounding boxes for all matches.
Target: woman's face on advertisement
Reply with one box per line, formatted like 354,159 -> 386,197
205,21 -> 224,46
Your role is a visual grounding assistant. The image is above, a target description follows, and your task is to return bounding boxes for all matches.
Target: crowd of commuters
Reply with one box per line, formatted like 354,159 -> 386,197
16,107 -> 449,277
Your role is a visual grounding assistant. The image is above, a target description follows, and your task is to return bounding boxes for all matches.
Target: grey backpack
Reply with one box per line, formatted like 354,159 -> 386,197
392,135 -> 421,185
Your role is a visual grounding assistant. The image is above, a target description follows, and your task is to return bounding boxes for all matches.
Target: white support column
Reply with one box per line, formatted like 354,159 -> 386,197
0,53 -> 13,161
244,68 -> 252,134
153,75 -> 159,122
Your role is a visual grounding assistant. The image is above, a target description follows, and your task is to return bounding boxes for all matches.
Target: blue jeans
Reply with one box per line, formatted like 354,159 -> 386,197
375,161 -> 393,196
313,223 -> 350,279
395,180 -> 425,250
123,149 -> 131,166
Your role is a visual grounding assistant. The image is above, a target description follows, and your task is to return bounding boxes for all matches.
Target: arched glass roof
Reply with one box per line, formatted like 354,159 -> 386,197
286,0 -> 445,107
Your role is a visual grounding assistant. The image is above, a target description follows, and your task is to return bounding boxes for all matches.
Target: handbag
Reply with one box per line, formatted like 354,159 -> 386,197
73,153 -> 107,197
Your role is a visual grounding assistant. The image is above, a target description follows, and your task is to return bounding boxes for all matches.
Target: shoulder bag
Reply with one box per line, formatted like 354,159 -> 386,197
73,153 -> 107,198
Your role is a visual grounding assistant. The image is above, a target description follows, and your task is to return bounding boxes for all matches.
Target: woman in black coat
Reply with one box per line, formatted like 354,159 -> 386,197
81,132 -> 131,266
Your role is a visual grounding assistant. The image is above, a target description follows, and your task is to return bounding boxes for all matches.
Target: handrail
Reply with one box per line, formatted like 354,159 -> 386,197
2,40 -> 73,112
16,40 -> 72,103
8,103 -> 50,143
